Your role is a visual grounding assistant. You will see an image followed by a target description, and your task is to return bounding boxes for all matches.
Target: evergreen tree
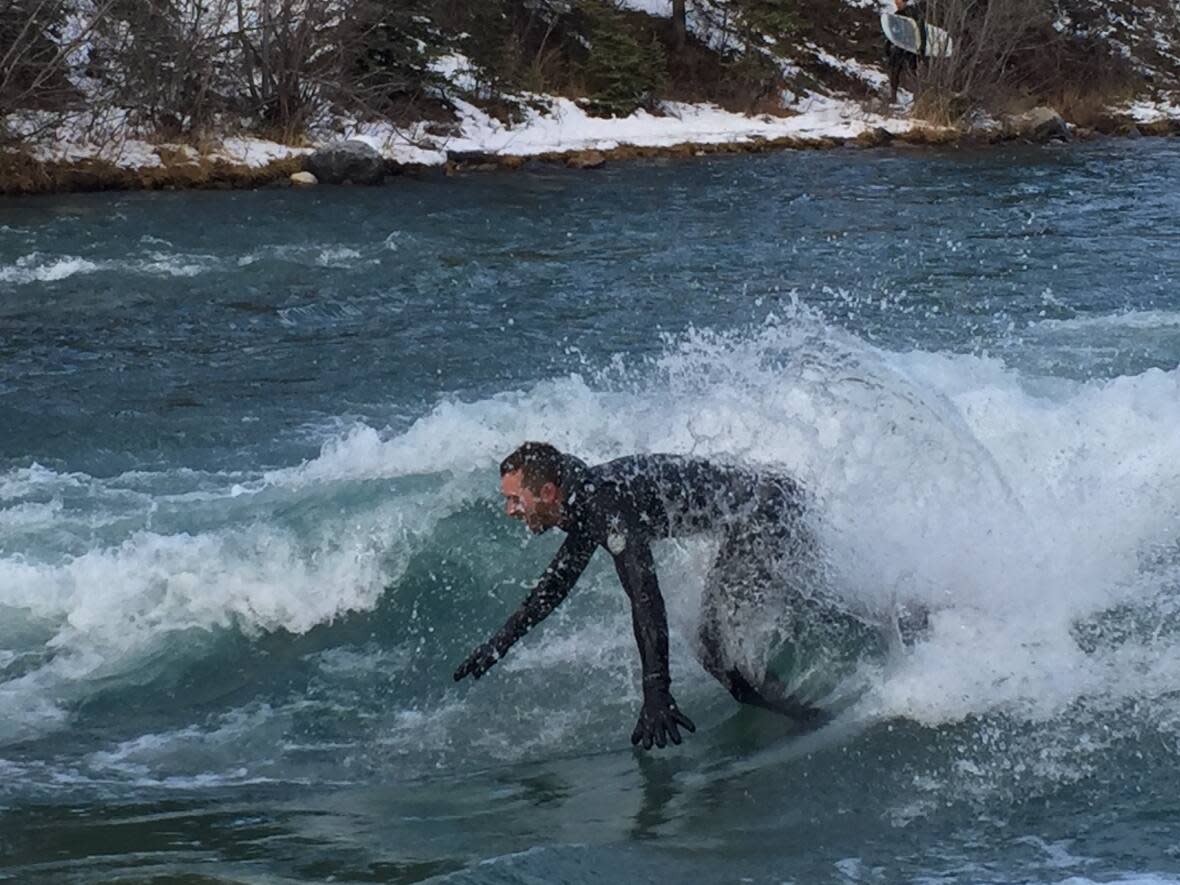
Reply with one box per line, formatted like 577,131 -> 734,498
578,0 -> 667,117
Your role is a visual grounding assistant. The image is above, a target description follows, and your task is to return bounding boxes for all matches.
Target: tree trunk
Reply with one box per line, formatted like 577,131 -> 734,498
672,0 -> 686,52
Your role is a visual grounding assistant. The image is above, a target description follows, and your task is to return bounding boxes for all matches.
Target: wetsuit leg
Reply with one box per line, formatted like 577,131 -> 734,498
697,491 -> 828,726
886,44 -> 919,102
886,45 -> 903,101
698,526 -> 752,685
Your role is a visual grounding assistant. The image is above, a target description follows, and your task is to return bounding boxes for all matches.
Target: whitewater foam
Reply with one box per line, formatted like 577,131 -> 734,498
0,250 -> 223,284
297,316 -> 1180,731
0,254 -> 100,283
1034,309 -> 1180,331
4,312 -> 1180,757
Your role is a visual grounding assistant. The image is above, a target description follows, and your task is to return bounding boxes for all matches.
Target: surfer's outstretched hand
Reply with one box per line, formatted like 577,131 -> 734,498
632,689 -> 695,750
453,642 -> 499,681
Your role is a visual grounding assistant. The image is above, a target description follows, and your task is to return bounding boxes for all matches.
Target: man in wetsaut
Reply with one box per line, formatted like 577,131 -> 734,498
886,0 -> 928,102
453,442 -> 827,751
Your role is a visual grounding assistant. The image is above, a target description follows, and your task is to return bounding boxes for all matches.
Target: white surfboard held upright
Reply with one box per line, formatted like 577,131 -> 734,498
880,12 -> 954,57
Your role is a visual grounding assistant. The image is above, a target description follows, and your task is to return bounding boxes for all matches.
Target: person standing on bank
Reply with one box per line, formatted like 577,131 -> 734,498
453,442 -> 827,751
887,0 -> 929,102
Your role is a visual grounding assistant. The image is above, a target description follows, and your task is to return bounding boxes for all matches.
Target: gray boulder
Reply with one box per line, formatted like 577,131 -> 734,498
1006,107 -> 1071,143
305,140 -> 386,185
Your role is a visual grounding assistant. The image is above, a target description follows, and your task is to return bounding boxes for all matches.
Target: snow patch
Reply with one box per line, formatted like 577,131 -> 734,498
212,138 -> 311,167
438,94 -> 913,158
806,42 -> 890,90
1121,96 -> 1180,123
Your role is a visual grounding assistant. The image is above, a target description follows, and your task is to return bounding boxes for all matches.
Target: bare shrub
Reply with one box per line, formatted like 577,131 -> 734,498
1,0 -> 120,143
100,0 -> 239,137
230,0 -> 345,140
908,0 -> 1139,124
1,1 -> 70,113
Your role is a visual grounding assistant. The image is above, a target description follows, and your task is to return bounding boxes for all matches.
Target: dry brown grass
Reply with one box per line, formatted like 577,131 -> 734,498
1052,82 -> 1141,129
0,151 -> 62,194
0,150 -> 304,196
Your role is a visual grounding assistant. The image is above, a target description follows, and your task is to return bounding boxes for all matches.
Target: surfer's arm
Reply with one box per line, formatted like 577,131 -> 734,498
612,537 -> 696,749
453,532 -> 597,681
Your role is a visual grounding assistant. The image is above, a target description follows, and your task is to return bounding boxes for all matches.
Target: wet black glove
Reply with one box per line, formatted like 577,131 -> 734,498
453,641 -> 501,682
631,687 -> 695,750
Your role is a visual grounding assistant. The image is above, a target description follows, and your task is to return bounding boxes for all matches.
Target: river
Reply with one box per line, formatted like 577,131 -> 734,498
2,138 -> 1180,883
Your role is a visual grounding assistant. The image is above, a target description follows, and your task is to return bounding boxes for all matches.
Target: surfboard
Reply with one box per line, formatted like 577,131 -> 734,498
880,12 -> 953,58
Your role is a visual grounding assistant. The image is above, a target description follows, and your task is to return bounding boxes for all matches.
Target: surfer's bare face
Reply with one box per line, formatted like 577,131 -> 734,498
501,470 -> 562,534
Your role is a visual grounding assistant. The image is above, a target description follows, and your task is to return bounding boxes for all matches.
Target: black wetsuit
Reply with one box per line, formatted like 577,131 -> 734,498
454,453 -> 825,749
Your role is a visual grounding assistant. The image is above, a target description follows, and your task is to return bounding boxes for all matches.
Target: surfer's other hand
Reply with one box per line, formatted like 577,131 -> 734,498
453,642 -> 499,682
631,689 -> 695,750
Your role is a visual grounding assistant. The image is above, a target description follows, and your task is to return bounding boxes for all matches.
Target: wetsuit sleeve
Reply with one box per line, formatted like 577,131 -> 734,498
488,532 -> 598,655
611,537 -> 672,693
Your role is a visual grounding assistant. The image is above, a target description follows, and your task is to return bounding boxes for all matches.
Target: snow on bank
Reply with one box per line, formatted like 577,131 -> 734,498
805,42 -> 891,91
333,42 -> 918,166
214,138 -> 313,167
1121,96 -> 1180,123
14,91 -> 919,174
10,35 -> 919,171
336,90 -> 918,167
24,132 -> 312,170
439,93 -> 909,158
13,113 -> 314,169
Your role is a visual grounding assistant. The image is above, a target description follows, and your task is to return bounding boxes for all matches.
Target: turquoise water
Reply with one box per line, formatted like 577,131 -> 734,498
2,139 -> 1180,883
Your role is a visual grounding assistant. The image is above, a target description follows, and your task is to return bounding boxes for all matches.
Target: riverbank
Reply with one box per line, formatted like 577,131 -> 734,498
3,94 -> 1178,196
4,0 -> 1179,198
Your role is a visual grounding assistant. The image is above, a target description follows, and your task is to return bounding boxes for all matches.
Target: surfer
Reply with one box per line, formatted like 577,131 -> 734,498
886,0 -> 927,102
453,442 -> 829,751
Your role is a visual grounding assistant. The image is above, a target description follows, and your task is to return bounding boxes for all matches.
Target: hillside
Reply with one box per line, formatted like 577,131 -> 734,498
1,0 -> 1177,192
